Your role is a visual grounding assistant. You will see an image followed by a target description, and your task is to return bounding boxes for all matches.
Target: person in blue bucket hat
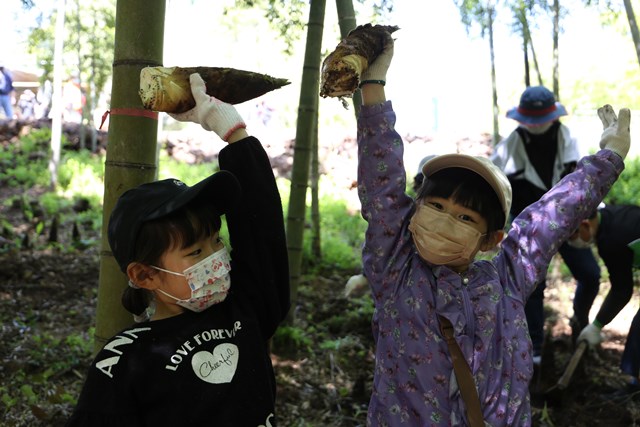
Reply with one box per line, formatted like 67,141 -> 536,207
491,85 -> 602,373
505,85 -> 568,125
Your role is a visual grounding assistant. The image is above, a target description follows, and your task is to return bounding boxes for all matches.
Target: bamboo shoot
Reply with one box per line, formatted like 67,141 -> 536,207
320,24 -> 399,99
139,66 -> 290,113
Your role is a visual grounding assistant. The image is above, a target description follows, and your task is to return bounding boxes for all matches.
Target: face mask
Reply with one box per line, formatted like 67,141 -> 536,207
152,247 -> 232,312
521,122 -> 553,135
408,204 -> 485,265
567,227 -> 594,249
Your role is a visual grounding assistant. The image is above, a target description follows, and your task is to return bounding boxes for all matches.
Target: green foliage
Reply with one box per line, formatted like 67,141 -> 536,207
26,329 -> 95,378
157,151 -> 219,184
272,325 -> 313,355
0,216 -> 14,233
568,66 -> 640,112
26,0 -> 116,119
0,326 -> 95,418
1,388 -> 18,408
228,0 -> 393,55
454,0 -> 497,35
39,192 -> 72,216
321,294 -> 374,340
302,196 -> 366,273
1,130 -> 102,250
16,128 -> 52,153
30,0 -> 116,86
556,255 -> 573,278
19,385 -> 37,405
605,156 -> 640,205
274,286 -> 374,362
66,327 -> 96,359
319,335 -> 361,351
58,150 -> 105,199
0,128 -> 68,189
224,0 -> 306,56
4,133 -> 102,250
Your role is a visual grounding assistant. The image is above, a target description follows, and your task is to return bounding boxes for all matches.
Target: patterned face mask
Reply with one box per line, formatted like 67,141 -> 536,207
152,247 -> 232,312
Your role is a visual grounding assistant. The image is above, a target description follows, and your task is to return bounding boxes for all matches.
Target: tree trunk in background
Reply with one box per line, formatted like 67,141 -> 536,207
523,36 -> 530,87
552,0 -> 560,99
49,0 -> 65,190
286,0 -> 326,321
523,19 -> 543,86
488,4 -> 500,145
307,0 -> 358,261
623,0 -> 640,68
335,0 -> 360,117
75,0 -> 86,150
94,0 -> 166,353
310,116 -> 321,259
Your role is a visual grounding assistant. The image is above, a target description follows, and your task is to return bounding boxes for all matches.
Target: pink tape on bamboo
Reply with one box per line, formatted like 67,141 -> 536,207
99,108 -> 159,130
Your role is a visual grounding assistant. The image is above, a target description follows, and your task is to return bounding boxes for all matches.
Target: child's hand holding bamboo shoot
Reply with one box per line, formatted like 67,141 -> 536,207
359,32 -> 394,87
170,73 -> 247,142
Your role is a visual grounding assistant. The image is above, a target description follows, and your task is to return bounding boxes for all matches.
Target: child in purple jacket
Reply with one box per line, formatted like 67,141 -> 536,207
355,32 -> 630,426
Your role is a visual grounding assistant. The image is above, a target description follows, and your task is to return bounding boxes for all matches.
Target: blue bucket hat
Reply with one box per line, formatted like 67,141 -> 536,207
506,86 -> 567,125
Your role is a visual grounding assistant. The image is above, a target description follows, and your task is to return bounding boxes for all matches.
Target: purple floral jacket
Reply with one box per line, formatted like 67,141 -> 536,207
357,101 -> 623,427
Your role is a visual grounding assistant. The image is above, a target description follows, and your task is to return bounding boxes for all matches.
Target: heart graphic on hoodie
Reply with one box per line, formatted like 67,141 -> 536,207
191,343 -> 239,384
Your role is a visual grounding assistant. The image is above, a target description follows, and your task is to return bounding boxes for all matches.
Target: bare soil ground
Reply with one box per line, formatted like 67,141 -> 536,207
2,243 -> 639,427
1,123 -> 640,426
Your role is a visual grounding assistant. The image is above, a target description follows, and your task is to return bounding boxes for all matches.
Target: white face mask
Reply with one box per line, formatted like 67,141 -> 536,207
567,227 -> 594,249
408,204 -> 485,266
152,247 -> 232,312
521,122 -> 553,135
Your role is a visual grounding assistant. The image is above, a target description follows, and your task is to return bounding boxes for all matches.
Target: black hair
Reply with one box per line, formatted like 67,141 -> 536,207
416,167 -> 505,234
121,200 -> 223,318
413,172 -> 425,193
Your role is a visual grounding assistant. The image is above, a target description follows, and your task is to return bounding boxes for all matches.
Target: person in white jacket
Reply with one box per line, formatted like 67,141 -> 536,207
491,86 -> 602,365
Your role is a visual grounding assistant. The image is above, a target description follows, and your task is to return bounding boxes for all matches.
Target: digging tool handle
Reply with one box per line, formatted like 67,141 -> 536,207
558,340 -> 588,389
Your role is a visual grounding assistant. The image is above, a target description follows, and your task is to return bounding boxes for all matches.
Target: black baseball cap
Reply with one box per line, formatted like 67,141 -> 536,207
107,171 -> 241,273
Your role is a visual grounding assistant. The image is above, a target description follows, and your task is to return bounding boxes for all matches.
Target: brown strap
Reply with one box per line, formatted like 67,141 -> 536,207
439,315 -> 485,427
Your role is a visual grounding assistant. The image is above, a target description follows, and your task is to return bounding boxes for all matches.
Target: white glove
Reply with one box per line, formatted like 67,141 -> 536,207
170,73 -> 246,142
598,104 -> 631,160
577,323 -> 604,348
344,273 -> 369,298
360,33 -> 394,84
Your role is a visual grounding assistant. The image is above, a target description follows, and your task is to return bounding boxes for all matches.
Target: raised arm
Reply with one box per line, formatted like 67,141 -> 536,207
499,105 -> 630,299
356,35 -> 416,301
171,73 -> 290,334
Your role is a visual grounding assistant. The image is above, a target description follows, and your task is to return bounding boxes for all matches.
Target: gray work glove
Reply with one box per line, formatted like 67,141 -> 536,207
598,104 -> 631,160
360,33 -> 394,84
170,73 -> 246,142
577,323 -> 604,348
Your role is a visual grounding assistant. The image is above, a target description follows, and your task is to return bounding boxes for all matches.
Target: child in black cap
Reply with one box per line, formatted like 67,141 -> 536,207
66,73 -> 290,426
